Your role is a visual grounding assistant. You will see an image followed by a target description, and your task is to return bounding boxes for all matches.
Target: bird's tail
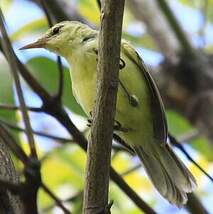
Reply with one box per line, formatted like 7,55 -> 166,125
134,143 -> 196,206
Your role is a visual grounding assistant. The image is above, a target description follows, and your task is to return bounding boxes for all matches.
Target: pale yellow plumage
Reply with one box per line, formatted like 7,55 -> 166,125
69,38 -> 153,145
21,21 -> 196,206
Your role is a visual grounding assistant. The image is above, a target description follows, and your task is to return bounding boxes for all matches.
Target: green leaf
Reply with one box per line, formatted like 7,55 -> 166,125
191,137 -> 213,161
167,110 -> 193,135
26,57 -> 85,116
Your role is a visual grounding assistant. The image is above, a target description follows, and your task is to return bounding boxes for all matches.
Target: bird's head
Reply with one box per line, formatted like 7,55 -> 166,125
20,21 -> 97,57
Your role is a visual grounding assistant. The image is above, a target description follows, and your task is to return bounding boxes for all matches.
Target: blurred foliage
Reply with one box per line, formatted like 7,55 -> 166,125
179,0 -> 213,22
1,0 -> 12,11
11,18 -> 48,41
78,0 -> 100,24
26,57 -> 85,116
0,0 -> 212,213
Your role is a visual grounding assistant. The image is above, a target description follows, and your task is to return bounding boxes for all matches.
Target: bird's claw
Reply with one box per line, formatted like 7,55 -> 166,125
114,120 -> 129,132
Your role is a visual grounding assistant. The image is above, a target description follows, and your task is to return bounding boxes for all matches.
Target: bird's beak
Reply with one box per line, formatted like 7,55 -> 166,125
19,38 -> 47,50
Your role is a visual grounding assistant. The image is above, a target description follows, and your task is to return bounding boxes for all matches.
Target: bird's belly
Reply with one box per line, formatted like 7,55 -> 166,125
72,75 -> 96,116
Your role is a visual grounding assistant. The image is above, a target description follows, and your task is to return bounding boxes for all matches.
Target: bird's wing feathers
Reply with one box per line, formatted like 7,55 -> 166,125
122,41 -> 168,143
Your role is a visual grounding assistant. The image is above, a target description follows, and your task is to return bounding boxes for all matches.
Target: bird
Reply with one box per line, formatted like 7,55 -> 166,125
20,21 -> 196,206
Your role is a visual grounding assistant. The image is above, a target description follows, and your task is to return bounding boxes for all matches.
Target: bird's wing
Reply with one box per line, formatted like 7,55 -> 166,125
122,41 -> 168,143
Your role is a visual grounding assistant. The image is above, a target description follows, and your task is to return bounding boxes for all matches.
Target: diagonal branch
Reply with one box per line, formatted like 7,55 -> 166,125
41,183 -> 71,214
110,169 -> 156,214
0,9 -> 37,158
0,103 -> 43,112
169,134 -> 213,183
0,119 -> 73,143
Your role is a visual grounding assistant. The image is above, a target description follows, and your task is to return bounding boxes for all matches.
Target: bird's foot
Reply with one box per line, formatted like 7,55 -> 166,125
114,120 -> 130,132
87,119 -> 92,127
87,111 -> 93,127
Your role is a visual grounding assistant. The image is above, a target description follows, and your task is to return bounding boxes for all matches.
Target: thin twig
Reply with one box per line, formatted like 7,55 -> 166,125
42,191 -> 83,213
113,133 -> 135,154
112,144 -> 134,154
0,103 -> 43,112
169,133 -> 213,183
121,164 -> 141,176
41,183 -> 71,214
0,119 -> 73,143
55,55 -> 64,102
0,10 -> 37,158
110,168 -> 156,214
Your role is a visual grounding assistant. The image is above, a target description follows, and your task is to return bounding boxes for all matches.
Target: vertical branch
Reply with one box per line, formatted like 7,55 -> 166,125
83,0 -> 125,213
0,10 -> 37,158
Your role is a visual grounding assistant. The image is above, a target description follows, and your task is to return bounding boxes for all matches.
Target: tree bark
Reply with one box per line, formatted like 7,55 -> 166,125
0,138 -> 24,214
82,1 -> 125,213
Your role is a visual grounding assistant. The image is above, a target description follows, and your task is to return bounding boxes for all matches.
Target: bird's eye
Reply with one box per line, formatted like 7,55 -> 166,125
52,26 -> 61,35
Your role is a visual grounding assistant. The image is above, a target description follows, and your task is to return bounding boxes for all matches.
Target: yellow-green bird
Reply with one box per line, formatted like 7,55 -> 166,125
21,21 -> 196,206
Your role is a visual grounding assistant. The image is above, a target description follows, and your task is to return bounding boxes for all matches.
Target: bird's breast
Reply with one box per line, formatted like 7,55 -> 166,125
70,55 -> 97,116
